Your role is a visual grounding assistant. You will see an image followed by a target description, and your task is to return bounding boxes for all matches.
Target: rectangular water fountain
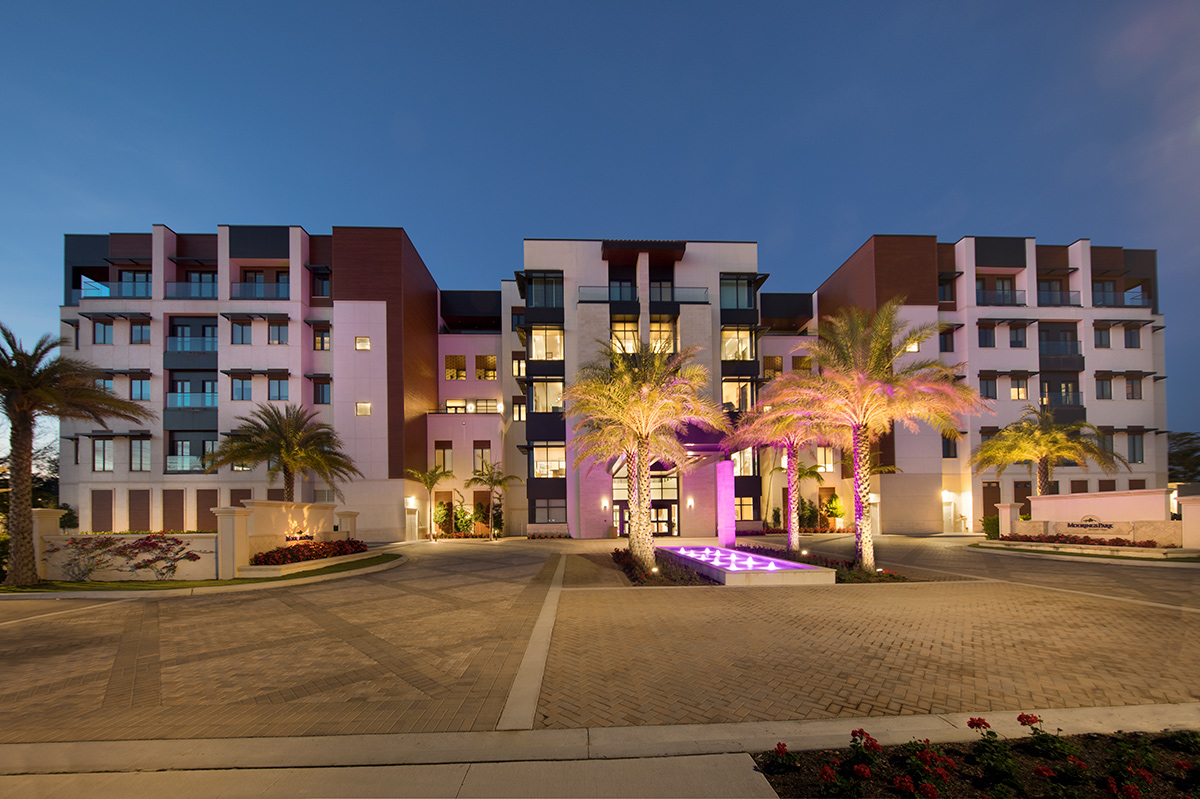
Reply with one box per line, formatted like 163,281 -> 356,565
658,546 -> 836,586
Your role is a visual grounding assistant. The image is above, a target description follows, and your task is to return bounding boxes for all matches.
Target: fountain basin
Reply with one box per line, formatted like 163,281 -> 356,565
658,545 -> 836,586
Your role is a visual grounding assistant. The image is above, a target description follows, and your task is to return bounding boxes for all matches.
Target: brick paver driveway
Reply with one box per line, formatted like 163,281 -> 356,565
1,534 -> 1197,744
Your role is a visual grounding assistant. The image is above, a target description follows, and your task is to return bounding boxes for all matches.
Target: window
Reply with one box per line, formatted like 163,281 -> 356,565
609,279 -> 635,301
313,328 -> 331,351
731,448 -> 757,477
1100,432 -> 1115,454
354,336 -> 371,350
533,498 -> 566,523
312,273 -> 331,298
978,327 -> 995,348
1129,479 -> 1147,490
942,437 -> 958,458
532,444 -> 566,478
232,321 -> 252,345
444,399 -> 467,413
939,331 -> 954,353
650,317 -> 677,353
268,322 -> 288,345
816,446 -> 835,473
721,328 -> 755,360
937,281 -> 954,302
1010,377 -> 1028,401
434,441 -> 452,472
980,378 -> 997,400
1126,378 -> 1143,400
763,355 -> 783,380
1096,378 -> 1112,400
130,439 -> 150,472
1124,327 -> 1141,349
792,356 -> 811,373
130,377 -> 149,401
1010,326 -> 1026,348
1094,327 -> 1111,349
530,380 -> 564,413
474,399 -> 499,413
473,441 -> 492,473
95,377 -> 114,394
511,310 -> 525,331
650,281 -> 673,302
1128,433 -> 1144,464
1099,479 -> 1116,492
526,272 -> 564,308
528,326 -> 564,361
355,401 -> 371,416
118,270 -> 151,298
512,352 -> 526,377
721,379 -> 753,412
314,381 -> 331,405
611,319 -> 639,352
94,321 -> 112,345
232,377 -> 252,401
734,496 -> 757,521
720,275 -> 756,309
233,460 -> 252,472
93,438 -> 113,472
905,341 -> 920,353
512,400 -> 527,422
475,354 -> 497,380
268,378 -> 288,401
445,355 -> 467,380
130,321 -> 150,344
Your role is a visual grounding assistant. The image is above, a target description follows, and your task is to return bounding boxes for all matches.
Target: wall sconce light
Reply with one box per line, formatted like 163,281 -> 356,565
405,496 -> 417,509
601,498 -> 609,510
686,497 -> 695,509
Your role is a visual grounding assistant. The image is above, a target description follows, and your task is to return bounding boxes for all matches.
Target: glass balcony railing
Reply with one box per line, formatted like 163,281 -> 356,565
166,336 -> 218,352
231,282 -> 289,300
1041,392 -> 1083,407
1093,291 -> 1152,308
166,281 -> 218,299
166,392 -> 218,408
1037,290 -> 1081,307
976,289 -> 1026,306
1039,340 -> 1082,356
73,282 -> 153,302
579,286 -> 638,302
650,286 -> 709,303
165,455 -> 205,472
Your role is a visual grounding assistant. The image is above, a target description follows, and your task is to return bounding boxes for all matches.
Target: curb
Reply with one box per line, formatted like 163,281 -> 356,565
968,543 -> 1200,568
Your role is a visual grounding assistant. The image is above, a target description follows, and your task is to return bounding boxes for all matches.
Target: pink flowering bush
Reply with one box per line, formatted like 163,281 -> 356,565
250,539 -> 368,566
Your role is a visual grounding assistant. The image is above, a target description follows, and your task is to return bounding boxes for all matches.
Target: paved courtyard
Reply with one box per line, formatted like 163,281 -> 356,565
1,534 -> 1197,745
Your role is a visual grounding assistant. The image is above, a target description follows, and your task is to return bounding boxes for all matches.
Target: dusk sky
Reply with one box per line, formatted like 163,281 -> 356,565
2,0 -> 1198,438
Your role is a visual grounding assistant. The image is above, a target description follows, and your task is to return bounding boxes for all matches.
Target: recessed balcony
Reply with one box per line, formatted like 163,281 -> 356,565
231,282 -> 289,300
166,281 -> 218,300
1037,290 -> 1081,307
976,289 -> 1026,307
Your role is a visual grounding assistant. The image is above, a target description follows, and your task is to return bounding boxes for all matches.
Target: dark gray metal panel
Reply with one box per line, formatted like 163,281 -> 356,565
526,360 -> 565,378
163,408 -> 219,431
524,307 -> 565,325
734,475 -> 762,497
526,477 -> 568,499
760,292 -> 813,321
719,308 -> 759,326
721,360 -> 761,378
526,413 -> 566,440
228,226 -> 290,259
974,237 -> 1027,268
163,352 -> 218,371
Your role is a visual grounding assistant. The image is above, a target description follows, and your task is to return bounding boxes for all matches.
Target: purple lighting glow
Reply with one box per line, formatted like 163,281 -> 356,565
660,546 -> 819,572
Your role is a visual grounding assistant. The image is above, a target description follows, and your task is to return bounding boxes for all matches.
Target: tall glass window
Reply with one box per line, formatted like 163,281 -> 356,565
610,319 -> 638,352
130,439 -> 151,472
1127,433 -> 1144,464
93,438 -> 113,472
528,327 -> 564,360
526,272 -> 564,308
721,328 -> 755,360
530,381 -> 564,413
531,444 -> 566,478
720,275 -> 756,309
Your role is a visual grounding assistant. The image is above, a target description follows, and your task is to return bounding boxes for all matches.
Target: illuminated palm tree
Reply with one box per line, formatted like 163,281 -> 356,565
767,299 -> 989,571
971,404 -> 1127,495
464,460 -> 522,540
406,465 -> 454,542
1,324 -> 155,586
203,403 -> 362,502
563,342 -> 729,572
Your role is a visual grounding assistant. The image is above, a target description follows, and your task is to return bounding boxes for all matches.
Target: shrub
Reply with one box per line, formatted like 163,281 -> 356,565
118,534 -> 205,580
250,539 -> 368,566
981,516 -> 1000,539
1000,532 -> 1163,548
44,536 -> 129,581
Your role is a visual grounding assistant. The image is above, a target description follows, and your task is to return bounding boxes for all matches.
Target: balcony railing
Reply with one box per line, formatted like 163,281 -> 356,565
231,282 -> 290,300
1093,291 -> 1152,308
166,336 -> 218,352
1038,340 -> 1082,356
165,455 -> 205,472
166,281 -> 218,299
1040,392 -> 1083,407
651,286 -> 709,303
73,282 -> 153,302
579,286 -> 638,303
166,392 -> 218,408
1037,290 -> 1081,307
976,289 -> 1026,306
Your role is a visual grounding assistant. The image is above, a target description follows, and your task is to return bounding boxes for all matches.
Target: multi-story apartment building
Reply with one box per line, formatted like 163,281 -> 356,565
58,227 -> 1166,539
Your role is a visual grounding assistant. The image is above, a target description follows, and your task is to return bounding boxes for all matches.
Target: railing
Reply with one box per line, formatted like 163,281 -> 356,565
1037,290 -> 1081,307
166,336 -> 218,352
651,286 -> 709,303
166,281 -> 218,299
976,289 -> 1026,306
1040,392 -> 1083,407
1038,340 -> 1082,356
166,392 -> 218,408
73,282 -> 153,302
578,286 -> 638,302
1093,291 -> 1152,308
231,282 -> 290,300
165,455 -> 205,472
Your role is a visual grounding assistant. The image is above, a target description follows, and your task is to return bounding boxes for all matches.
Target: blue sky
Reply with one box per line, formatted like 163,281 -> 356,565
2,0 -> 1198,434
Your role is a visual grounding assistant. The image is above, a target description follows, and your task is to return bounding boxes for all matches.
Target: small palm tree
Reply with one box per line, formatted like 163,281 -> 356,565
203,403 -> 362,502
971,404 -> 1127,495
465,460 -> 522,540
563,342 -> 729,572
766,298 -> 990,571
1,325 -> 155,586
406,465 -> 454,541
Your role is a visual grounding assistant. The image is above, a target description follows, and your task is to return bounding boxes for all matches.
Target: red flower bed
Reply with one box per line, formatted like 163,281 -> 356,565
1000,533 -> 1166,548
250,539 -> 368,565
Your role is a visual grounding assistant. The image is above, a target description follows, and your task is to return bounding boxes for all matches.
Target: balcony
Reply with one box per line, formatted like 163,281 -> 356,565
165,455 -> 205,473
650,286 -> 709,303
1038,341 -> 1081,356
1037,290 -> 1081,307
166,281 -> 218,299
1093,291 -> 1153,308
976,289 -> 1026,307
579,285 -> 638,303
166,336 -> 218,352
1040,392 -> 1083,407
166,392 -> 218,408
72,281 -> 153,303
231,282 -> 290,300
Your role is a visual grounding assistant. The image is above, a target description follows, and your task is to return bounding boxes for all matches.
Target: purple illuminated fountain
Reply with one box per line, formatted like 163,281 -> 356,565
659,545 -> 835,586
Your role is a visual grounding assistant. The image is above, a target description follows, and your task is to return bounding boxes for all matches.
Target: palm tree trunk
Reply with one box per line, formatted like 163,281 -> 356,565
1036,458 -> 1050,496
852,425 -> 875,571
283,466 -> 295,502
629,439 -> 655,572
786,442 -> 800,553
3,414 -> 37,587
427,488 -> 437,542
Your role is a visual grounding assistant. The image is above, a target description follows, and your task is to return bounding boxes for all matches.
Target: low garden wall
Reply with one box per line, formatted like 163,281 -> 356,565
1011,519 -> 1182,548
40,532 -> 219,581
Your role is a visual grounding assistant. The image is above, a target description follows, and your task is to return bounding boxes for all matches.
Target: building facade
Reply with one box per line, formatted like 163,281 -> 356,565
59,228 -> 1166,539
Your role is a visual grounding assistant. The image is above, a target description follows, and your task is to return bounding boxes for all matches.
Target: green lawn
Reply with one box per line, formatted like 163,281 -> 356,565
0,553 -> 404,593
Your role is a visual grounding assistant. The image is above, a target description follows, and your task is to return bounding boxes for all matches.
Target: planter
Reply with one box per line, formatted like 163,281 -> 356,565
235,549 -> 381,578
978,541 -> 1199,560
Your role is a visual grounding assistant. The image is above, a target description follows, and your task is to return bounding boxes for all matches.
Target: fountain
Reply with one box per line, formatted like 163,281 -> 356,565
658,545 -> 836,586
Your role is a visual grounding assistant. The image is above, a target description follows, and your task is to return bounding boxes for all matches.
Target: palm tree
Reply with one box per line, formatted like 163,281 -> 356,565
971,404 -> 1127,496
562,342 -> 729,572
1,325 -> 155,586
465,460 -> 522,540
726,403 -> 827,553
766,298 -> 990,571
203,403 -> 362,502
405,465 -> 454,542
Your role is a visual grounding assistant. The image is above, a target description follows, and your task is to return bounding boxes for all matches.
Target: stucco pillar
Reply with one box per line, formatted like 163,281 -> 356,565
716,459 -> 736,547
995,503 -> 1021,538
31,508 -> 68,580
336,511 -> 360,540
1178,496 -> 1200,549
636,251 -> 651,348
212,507 -> 252,580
